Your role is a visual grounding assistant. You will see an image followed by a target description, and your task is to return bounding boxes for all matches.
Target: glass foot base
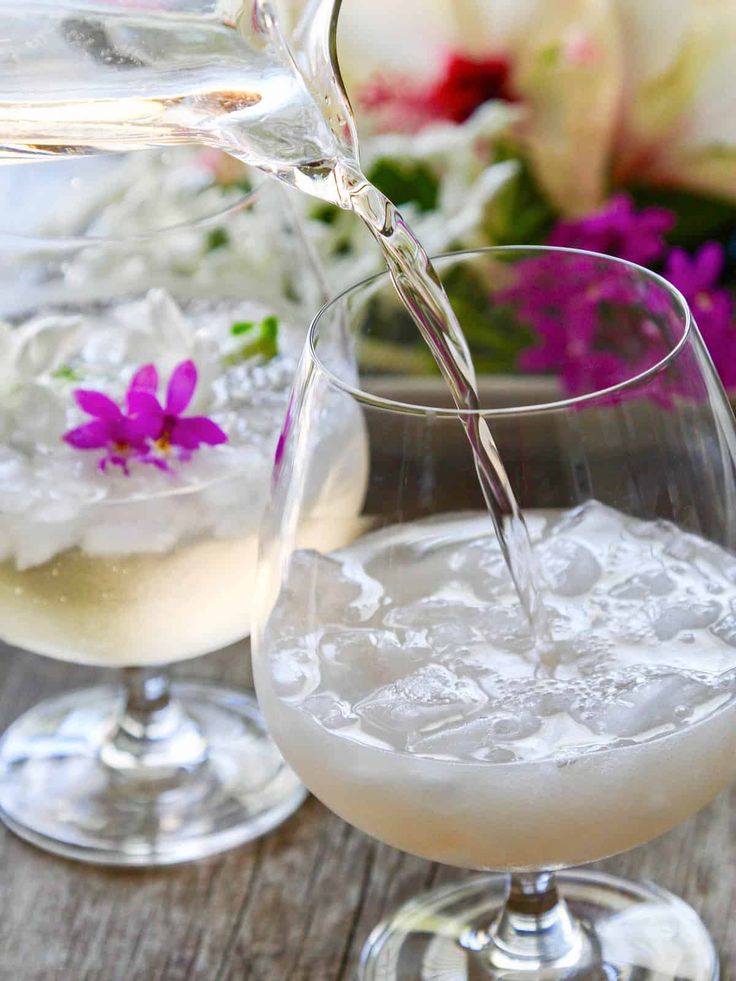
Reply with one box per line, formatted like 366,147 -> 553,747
0,682 -> 306,867
360,870 -> 719,980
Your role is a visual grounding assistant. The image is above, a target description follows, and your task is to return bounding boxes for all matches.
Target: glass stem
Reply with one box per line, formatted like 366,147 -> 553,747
101,667 -> 207,777
478,871 -> 600,975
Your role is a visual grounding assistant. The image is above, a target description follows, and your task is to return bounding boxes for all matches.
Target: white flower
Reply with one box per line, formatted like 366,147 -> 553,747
12,315 -> 84,380
292,101 -> 519,293
0,316 -> 81,447
338,0 -> 736,212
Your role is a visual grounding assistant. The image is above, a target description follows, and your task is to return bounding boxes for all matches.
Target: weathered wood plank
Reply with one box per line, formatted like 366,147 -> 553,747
0,638 -> 733,981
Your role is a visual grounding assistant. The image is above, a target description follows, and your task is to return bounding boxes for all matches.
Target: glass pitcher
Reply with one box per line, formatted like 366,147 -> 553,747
0,0 -> 355,200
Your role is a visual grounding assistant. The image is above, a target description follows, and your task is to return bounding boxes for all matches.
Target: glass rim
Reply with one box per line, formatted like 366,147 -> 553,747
307,245 -> 694,417
0,151 -> 261,247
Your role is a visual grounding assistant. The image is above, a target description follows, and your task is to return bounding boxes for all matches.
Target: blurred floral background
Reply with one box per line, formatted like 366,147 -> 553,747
335,0 -> 736,390
31,0 -> 736,393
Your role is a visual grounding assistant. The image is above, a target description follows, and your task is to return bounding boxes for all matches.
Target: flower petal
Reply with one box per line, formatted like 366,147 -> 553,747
126,390 -> 165,438
170,416 -> 228,449
74,389 -> 123,421
695,242 -> 724,287
166,360 -> 197,415
128,363 -> 159,395
63,420 -> 112,449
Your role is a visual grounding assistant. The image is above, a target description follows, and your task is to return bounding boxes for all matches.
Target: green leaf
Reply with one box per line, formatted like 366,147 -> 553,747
226,315 -> 280,366
310,203 -> 342,225
52,364 -> 82,382
367,158 -> 440,213
361,265 -> 535,376
261,315 -> 279,341
537,43 -> 561,70
628,184 -> 736,250
205,227 -> 230,252
484,144 -> 557,245
443,265 -> 535,373
231,321 -> 255,336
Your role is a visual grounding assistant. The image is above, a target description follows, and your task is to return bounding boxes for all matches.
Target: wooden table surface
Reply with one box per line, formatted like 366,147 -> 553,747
0,638 -> 734,981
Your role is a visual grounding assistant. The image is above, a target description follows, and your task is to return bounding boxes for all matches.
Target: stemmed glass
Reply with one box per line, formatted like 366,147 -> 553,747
253,246 -> 736,979
0,151 -> 365,866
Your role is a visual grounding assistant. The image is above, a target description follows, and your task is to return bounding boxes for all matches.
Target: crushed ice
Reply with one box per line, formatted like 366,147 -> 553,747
265,502 -> 736,763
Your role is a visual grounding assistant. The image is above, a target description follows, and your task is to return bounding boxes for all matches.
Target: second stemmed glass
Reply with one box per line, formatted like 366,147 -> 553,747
0,151 -> 366,866
253,246 -> 736,979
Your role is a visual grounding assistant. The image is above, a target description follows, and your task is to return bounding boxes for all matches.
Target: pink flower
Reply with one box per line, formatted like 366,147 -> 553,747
547,194 -> 674,266
126,360 -> 228,471
63,360 -> 227,474
501,253 -> 675,399
361,52 -> 517,133
63,389 -> 150,474
423,54 -> 517,123
664,244 -> 736,390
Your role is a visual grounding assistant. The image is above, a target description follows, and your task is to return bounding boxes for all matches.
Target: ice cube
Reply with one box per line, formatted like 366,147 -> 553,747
365,541 -> 462,605
389,598 -> 533,655
439,642 -> 529,682
269,646 -> 320,702
386,598 -> 473,631
480,606 -> 534,653
663,529 -> 697,562
408,717 -> 522,761
711,610 -> 736,647
426,619 -> 481,651
609,567 -> 675,601
287,550 -> 379,625
538,538 -> 601,596
301,693 -> 356,729
650,599 -> 722,641
571,669 -> 714,737
14,383 -> 67,447
319,627 -> 430,699
550,629 -> 613,671
355,664 -> 486,738
447,536 -> 512,599
549,500 -> 623,540
0,447 -> 33,515
482,676 -> 579,719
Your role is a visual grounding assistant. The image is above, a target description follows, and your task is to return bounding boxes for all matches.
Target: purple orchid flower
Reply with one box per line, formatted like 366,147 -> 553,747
500,252 -> 677,402
664,243 -> 736,391
63,359 -> 227,474
547,193 -> 675,266
63,390 -> 150,474
126,360 -> 228,471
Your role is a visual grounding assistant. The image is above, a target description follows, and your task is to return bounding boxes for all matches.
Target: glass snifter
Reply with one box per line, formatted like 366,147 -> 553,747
252,247 -> 736,980
0,151 -> 366,866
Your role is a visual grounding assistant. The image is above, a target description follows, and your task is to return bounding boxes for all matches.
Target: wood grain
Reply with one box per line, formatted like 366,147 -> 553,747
0,638 -> 734,981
